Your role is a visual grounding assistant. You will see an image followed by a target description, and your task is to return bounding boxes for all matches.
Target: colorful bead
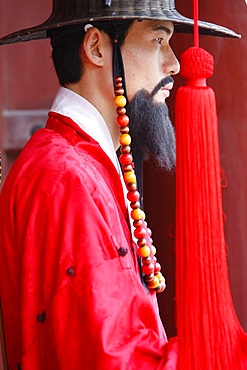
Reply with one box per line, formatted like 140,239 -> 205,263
122,164 -> 133,173
148,276 -> 159,289
115,95 -> 127,108
142,263 -> 154,275
123,171 -> 136,184
137,245 -> 150,258
142,256 -> 152,265
127,190 -> 140,203
131,208 -> 144,221
119,134 -> 131,146
120,145 -> 131,154
134,227 -> 147,239
120,126 -> 130,134
117,114 -> 129,127
120,154 -> 133,165
155,272 -> 163,280
115,88 -> 124,95
144,274 -> 154,283
137,238 -> 147,247
126,183 -> 137,191
154,262 -> 161,273
130,201 -> 140,210
133,220 -> 142,228
117,107 -> 126,115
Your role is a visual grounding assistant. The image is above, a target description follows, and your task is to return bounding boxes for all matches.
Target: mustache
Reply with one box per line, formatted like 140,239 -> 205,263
150,76 -> 174,98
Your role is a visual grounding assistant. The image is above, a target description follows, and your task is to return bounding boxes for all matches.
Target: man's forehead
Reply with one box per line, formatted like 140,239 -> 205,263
133,19 -> 174,35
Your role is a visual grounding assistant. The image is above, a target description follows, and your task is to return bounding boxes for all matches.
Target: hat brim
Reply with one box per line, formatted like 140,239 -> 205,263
0,9 -> 240,45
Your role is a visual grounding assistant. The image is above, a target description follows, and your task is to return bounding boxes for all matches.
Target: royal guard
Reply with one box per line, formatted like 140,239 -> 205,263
0,1 -> 245,369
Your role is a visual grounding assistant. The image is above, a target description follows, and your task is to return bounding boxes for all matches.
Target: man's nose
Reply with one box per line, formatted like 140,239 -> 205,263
163,46 -> 180,76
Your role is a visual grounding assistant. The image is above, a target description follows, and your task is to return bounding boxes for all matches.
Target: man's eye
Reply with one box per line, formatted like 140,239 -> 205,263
156,38 -> 163,44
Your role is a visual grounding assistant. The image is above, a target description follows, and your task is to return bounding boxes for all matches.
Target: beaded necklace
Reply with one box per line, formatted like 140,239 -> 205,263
114,76 -> 166,293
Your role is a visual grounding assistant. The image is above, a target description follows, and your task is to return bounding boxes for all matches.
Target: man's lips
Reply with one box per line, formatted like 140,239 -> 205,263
160,82 -> 174,98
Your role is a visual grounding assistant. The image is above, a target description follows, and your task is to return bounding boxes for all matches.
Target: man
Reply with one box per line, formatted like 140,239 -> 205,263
0,1 -> 239,369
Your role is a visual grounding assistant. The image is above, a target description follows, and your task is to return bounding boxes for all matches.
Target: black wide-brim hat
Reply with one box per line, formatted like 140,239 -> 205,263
0,0 -> 240,45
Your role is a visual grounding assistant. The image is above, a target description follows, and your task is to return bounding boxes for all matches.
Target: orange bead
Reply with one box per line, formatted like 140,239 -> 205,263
115,95 -> 127,108
131,208 -> 144,221
124,171 -> 136,184
137,245 -> 150,258
148,276 -> 159,289
119,134 -> 131,146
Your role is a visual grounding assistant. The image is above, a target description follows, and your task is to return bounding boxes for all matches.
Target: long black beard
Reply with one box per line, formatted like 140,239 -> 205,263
126,77 -> 176,172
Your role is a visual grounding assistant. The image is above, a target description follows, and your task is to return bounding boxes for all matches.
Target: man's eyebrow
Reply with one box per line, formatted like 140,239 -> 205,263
152,25 -> 173,35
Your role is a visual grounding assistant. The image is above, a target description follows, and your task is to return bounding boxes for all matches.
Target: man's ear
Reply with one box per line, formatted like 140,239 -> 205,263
82,27 -> 107,67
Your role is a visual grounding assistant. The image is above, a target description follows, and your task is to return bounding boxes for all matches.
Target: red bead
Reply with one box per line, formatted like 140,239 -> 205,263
120,154 -> 133,166
142,263 -> 154,276
127,190 -> 140,203
117,114 -> 129,127
134,227 -> 147,239
154,262 -> 161,274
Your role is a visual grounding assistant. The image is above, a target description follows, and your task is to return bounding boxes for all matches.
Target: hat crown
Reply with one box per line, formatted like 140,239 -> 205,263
49,0 -> 175,21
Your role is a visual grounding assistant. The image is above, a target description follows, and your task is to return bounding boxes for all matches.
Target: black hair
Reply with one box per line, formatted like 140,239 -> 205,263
50,20 -> 134,86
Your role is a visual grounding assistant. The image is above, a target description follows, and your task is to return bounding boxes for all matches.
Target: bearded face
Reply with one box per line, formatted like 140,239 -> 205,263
126,76 -> 176,172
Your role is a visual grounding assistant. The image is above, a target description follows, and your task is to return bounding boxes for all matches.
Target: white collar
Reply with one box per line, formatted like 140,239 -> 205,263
50,87 -> 119,171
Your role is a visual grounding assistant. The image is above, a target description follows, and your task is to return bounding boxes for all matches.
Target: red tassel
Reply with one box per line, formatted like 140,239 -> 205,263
175,46 -> 247,369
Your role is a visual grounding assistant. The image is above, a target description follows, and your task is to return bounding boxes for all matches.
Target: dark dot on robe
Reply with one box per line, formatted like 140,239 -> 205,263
36,311 -> 46,323
66,267 -> 76,276
117,247 -> 128,257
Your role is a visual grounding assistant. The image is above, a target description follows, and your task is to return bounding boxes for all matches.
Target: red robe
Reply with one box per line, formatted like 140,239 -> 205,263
0,112 -> 177,370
